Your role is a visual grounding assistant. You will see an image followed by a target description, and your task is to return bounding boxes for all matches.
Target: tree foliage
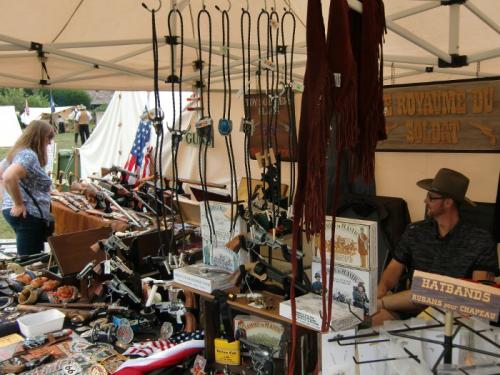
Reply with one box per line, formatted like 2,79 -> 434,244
39,88 -> 91,108
0,88 -> 48,112
0,88 -> 91,113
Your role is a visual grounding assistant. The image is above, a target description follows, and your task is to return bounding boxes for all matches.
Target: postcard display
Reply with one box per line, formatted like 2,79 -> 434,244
311,217 -> 378,315
200,202 -> 248,272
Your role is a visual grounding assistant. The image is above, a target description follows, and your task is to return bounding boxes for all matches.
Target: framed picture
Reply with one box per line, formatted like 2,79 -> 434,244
377,77 -> 500,152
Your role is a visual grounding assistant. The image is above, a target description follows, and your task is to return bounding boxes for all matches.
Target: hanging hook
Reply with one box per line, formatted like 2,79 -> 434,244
142,0 -> 162,12
244,0 -> 249,12
272,0 -> 276,11
264,0 -> 268,12
215,0 -> 231,12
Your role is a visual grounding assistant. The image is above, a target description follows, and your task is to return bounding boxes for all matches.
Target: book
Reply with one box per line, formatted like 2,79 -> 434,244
312,216 -> 377,270
233,315 -> 286,358
311,261 -> 378,315
279,293 -> 363,332
173,263 -> 234,293
200,201 -> 248,272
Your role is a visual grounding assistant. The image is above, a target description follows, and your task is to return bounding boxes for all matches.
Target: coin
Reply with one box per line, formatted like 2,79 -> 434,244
160,321 -> 174,339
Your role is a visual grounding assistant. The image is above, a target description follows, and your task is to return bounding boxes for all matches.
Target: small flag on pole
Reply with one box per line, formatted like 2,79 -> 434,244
24,98 -> 30,116
49,89 -> 56,113
123,117 -> 153,185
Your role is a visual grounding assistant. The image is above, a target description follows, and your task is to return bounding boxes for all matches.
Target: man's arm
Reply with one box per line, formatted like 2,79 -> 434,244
472,270 -> 495,282
377,259 -> 405,298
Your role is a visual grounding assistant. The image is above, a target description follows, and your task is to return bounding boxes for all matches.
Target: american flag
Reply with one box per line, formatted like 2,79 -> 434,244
123,118 -> 152,185
115,331 -> 204,375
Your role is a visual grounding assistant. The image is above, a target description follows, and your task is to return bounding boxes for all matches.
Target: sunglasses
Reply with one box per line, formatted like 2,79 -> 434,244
426,192 -> 446,201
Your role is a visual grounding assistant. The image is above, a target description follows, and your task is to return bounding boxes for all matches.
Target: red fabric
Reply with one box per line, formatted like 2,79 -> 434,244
354,0 -> 387,181
326,0 -> 358,150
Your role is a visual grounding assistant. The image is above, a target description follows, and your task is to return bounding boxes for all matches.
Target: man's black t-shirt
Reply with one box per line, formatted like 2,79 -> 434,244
393,219 -> 497,279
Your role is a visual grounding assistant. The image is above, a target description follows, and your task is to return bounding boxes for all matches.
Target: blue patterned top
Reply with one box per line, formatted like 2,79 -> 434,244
1,149 -> 52,219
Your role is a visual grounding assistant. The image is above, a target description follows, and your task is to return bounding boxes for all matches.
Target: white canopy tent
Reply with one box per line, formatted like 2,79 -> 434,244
0,0 -> 498,90
79,90 -> 193,178
0,106 -> 22,147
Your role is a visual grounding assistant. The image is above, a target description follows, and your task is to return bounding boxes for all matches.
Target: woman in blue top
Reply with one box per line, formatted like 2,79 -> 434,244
0,120 -> 54,256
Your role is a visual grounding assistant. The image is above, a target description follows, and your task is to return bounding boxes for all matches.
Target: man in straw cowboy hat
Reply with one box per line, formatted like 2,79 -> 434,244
372,168 -> 497,325
74,104 -> 92,145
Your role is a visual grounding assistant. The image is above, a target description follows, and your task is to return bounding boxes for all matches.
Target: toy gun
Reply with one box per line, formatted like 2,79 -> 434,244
106,275 -> 142,304
239,338 -> 276,375
88,181 -> 145,227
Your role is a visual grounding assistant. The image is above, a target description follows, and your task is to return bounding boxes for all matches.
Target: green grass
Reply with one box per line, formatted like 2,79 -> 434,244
0,130 -> 80,238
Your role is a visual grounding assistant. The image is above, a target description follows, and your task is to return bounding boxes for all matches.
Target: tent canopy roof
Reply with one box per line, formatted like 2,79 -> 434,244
0,0 -> 498,90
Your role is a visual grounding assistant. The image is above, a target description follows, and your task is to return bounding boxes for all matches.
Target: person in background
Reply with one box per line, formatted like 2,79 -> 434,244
372,168 -> 497,325
0,120 -> 54,256
56,114 -> 65,134
75,104 -> 92,145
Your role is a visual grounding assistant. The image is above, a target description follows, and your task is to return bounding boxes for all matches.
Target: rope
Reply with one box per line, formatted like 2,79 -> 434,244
216,6 -> 239,235
240,6 -> 254,228
281,8 -> 297,208
196,5 -> 216,244
143,3 -> 167,258
167,5 -> 187,252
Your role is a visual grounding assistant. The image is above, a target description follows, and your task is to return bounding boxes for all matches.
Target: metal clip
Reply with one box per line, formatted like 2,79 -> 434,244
240,118 -> 254,135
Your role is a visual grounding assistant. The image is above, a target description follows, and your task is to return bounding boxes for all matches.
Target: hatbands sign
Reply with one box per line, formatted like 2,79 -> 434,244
411,270 -> 500,321
378,77 -> 500,152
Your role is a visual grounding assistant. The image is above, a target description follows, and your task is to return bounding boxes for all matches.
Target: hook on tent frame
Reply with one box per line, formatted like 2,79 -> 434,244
241,0 -> 249,12
215,0 -> 231,12
142,0 -> 162,12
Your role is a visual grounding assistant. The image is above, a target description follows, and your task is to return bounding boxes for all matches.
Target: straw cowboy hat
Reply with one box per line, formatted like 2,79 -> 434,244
417,168 -> 476,206
76,104 -> 86,110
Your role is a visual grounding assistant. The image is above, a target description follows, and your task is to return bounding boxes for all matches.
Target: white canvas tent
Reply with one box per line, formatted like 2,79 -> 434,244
0,0 -> 498,90
79,91 -> 193,178
0,106 -> 22,147
20,106 -> 72,125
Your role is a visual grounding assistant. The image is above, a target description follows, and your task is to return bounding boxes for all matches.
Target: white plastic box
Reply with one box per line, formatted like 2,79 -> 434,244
17,309 -> 65,338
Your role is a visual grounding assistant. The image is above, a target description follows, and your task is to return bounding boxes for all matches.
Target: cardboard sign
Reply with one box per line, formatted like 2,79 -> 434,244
248,93 -> 298,161
378,77 -> 500,152
411,271 -> 500,321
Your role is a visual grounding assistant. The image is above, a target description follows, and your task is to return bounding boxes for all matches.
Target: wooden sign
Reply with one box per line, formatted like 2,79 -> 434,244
248,93 -> 298,161
378,77 -> 500,152
411,270 -> 500,321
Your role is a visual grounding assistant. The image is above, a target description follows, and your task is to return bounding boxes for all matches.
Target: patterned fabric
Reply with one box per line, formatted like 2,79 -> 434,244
115,331 -> 205,375
1,149 -> 52,219
394,219 -> 497,279
123,119 -> 152,185
123,330 -> 204,357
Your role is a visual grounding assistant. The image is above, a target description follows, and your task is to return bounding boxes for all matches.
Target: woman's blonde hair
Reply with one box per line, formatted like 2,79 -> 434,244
7,120 -> 54,166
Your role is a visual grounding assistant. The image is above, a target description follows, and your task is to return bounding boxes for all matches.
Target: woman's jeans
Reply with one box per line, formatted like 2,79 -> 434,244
2,209 -> 45,256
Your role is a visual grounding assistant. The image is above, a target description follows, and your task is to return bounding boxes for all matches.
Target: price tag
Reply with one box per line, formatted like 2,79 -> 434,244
104,260 -> 111,275
236,85 -> 244,98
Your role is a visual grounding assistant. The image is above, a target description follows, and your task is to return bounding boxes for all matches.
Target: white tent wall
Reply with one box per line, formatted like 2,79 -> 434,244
0,106 -> 22,147
80,92 -> 148,178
